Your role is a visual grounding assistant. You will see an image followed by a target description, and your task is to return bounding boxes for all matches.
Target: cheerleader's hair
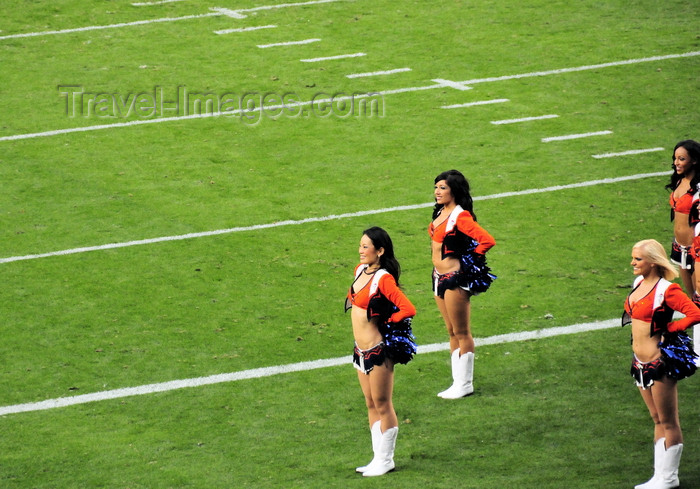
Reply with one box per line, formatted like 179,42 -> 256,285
633,239 -> 679,281
433,169 -> 476,221
665,139 -> 700,194
363,226 -> 401,286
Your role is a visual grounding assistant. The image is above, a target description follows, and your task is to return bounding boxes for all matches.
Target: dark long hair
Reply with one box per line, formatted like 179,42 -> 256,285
665,139 -> 700,193
363,226 -> 401,285
432,169 -> 476,221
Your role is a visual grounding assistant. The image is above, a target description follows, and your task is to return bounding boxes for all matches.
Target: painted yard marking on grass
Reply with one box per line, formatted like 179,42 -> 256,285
0,114 -> 219,142
592,147 -> 665,159
542,130 -> 613,142
0,13 -> 221,40
0,356 -> 348,416
441,99 -> 509,109
215,25 -> 278,35
234,0 -> 343,17
470,171 -> 668,200
0,51 -> 697,141
491,114 -> 559,125
209,7 -> 248,19
0,171 -> 668,265
418,318 -> 620,354
300,52 -> 366,62
0,91 -> 381,142
431,79 -> 473,91
0,319 -> 618,416
346,67 -> 412,79
457,51 -> 700,85
258,38 -> 321,48
0,0 -> 345,40
132,0 -> 185,5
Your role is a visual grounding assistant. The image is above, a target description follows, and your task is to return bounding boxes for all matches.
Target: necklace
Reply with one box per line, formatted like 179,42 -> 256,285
364,266 -> 380,275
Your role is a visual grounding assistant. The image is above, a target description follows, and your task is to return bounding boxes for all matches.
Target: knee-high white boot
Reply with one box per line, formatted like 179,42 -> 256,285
362,426 -> 398,477
648,443 -> 682,489
356,421 -> 381,473
439,351 -> 474,399
437,349 -> 461,398
635,438 -> 665,489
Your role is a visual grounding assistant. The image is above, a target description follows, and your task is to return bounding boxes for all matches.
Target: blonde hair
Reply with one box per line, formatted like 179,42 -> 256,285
632,239 -> 679,280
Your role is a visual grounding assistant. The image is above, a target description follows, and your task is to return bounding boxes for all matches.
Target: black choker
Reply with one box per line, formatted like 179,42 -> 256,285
364,267 -> 379,275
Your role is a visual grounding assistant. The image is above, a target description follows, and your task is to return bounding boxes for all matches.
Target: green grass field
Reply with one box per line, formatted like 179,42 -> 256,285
1,0 -> 699,487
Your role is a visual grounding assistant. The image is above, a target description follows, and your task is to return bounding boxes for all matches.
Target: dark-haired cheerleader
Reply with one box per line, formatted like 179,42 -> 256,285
429,170 -> 496,399
666,140 -> 700,296
345,226 -> 416,477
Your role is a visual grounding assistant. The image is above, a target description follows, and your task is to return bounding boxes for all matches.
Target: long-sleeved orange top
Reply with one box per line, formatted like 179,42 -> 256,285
346,265 -> 416,324
428,207 -> 495,257
624,278 -> 700,336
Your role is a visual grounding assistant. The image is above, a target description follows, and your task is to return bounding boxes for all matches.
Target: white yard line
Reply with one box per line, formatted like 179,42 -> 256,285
209,7 -> 248,19
0,171 -> 668,265
300,52 -> 366,62
0,91 -> 375,143
491,114 -> 559,125
0,319 -> 618,416
0,13 -> 220,40
258,38 -> 320,48
431,79 -> 473,91
542,130 -> 613,142
132,0 -> 186,6
441,99 -> 509,109
592,147 -> 665,159
0,113 -> 218,142
214,25 -> 277,35
236,0 -> 342,15
0,0 -> 345,40
346,67 -> 411,78
456,51 -> 700,85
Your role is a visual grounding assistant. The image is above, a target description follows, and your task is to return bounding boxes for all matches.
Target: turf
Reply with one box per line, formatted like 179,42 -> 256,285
1,0 -> 699,487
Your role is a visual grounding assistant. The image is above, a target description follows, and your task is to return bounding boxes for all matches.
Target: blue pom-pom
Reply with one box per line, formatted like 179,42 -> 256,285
659,332 -> 698,381
380,318 -> 417,365
460,251 -> 497,294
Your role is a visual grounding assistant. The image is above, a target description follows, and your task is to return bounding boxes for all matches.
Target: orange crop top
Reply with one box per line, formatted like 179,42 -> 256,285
670,190 -> 694,215
349,276 -> 374,310
428,218 -> 449,242
428,207 -> 495,255
347,265 -> 416,324
624,279 -> 700,334
625,285 -> 656,323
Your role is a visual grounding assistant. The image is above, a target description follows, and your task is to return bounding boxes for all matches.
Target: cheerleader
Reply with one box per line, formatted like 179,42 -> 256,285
429,170 -> 496,399
624,239 -> 700,489
346,226 -> 416,476
666,140 -> 700,296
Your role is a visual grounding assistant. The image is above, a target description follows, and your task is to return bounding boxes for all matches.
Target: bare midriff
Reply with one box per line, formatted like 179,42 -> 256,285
431,240 -> 460,275
351,306 -> 383,350
631,319 -> 662,363
674,212 -> 693,247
